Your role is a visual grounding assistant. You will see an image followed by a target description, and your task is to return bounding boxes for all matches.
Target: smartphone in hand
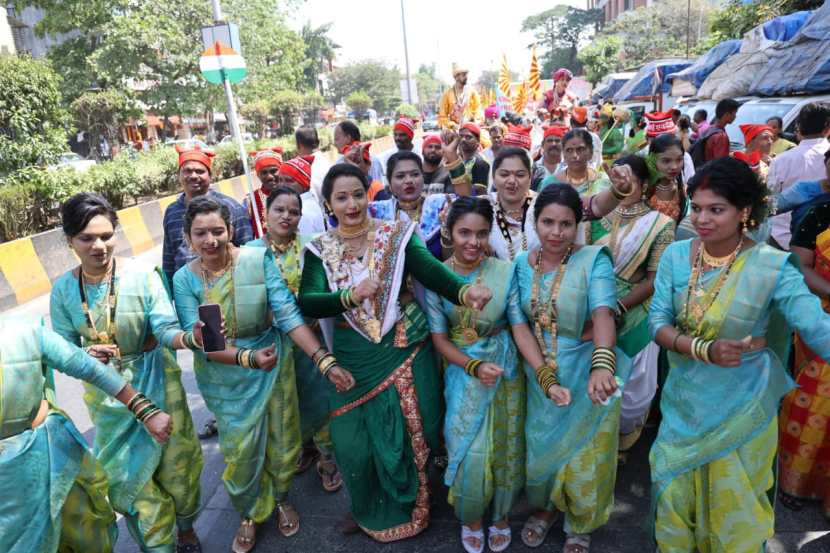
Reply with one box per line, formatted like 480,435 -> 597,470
198,304 -> 226,353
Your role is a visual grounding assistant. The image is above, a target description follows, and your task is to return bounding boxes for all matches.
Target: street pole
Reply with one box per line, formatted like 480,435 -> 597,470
400,0 -> 412,105
210,0 -> 262,236
686,0 -> 691,59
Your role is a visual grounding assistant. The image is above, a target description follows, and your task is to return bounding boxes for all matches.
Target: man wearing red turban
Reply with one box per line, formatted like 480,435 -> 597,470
275,155 -> 329,234
457,122 -> 490,193
246,147 -> 284,238
532,125 -> 567,190
740,124 -> 775,183
421,134 -> 453,194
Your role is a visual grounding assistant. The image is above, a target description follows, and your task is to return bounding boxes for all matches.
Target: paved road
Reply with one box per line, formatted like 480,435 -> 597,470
7,245 -> 830,552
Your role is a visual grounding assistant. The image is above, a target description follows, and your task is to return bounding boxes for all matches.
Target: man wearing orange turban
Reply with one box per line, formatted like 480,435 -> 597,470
246,147 -> 284,238
532,125 -> 567,190
458,122 -> 490,193
740,124 -> 775,183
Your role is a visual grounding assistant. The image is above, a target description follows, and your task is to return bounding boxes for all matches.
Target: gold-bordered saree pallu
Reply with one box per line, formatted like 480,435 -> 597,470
304,220 -> 442,542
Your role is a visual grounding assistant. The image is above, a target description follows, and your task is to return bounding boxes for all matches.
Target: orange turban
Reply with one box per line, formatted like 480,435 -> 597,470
543,125 -> 568,139
176,144 -> 215,171
394,118 -> 416,139
278,155 -> 314,190
250,147 -> 284,173
740,124 -> 773,146
461,122 -> 481,138
572,106 -> 588,125
503,124 -> 532,150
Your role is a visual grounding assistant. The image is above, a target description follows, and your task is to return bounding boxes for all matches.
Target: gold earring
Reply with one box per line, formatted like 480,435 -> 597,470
741,211 -> 749,234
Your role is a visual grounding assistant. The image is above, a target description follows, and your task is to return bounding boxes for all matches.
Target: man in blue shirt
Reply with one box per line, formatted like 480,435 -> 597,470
162,146 -> 253,289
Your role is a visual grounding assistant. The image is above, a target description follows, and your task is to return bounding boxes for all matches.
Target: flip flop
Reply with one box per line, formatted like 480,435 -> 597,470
461,525 -> 484,553
487,524 -> 511,552
276,502 -> 300,537
316,458 -> 343,493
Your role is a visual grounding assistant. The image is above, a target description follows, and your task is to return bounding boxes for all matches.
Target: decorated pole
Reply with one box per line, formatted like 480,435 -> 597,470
202,0 -> 262,236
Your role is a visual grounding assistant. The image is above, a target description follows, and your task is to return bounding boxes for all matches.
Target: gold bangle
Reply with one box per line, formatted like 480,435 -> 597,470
458,284 -> 472,306
611,183 -> 633,200
464,358 -> 482,377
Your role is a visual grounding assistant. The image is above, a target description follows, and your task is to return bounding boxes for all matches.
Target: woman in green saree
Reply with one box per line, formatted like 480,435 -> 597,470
298,163 -> 492,542
50,193 -> 203,553
173,196 -> 351,553
648,157 -> 830,552
425,196 -> 534,553
245,186 -> 342,493
586,155 -> 676,457
0,319 -> 172,553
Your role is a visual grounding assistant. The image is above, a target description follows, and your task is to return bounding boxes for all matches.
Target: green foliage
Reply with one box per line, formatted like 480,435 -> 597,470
329,60 -> 402,115
71,90 -> 139,160
577,35 -> 624,85
414,64 -> 444,109
300,21 -> 340,92
396,103 -> 420,119
240,100 -> 271,139
708,0 -> 822,41
521,6 -> 603,75
0,55 -> 68,176
346,92 -> 374,119
269,90 -> 305,135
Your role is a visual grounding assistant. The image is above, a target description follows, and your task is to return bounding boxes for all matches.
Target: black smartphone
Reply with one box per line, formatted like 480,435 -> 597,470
198,304 -> 226,353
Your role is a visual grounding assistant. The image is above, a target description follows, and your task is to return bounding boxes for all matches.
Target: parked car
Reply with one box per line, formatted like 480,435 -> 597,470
165,138 -> 209,150
422,118 -> 439,131
732,94 -> 830,148
51,152 -> 96,172
219,133 -> 254,144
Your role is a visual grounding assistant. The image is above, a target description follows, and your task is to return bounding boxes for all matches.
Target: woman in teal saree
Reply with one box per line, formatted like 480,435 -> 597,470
0,318 -> 173,553
50,193 -> 203,553
648,157 -> 830,552
425,196 -> 529,553
245,186 -> 342,492
173,196 -> 350,552
298,164 -> 492,542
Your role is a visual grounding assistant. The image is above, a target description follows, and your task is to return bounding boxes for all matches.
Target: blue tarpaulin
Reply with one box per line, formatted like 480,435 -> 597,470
665,40 -> 742,89
613,59 -> 694,102
762,10 -> 811,42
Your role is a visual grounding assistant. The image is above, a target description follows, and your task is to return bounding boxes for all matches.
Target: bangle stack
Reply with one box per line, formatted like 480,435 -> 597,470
128,392 -> 161,423
464,358 -> 482,377
180,331 -> 199,350
458,284 -> 472,307
340,288 -> 360,310
591,346 -> 617,375
536,364 -> 560,393
689,337 -> 714,363
236,348 -> 260,369
316,352 -> 337,376
616,300 -> 628,315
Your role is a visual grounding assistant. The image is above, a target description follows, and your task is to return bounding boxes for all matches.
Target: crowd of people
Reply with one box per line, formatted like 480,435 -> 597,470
2,62 -> 830,553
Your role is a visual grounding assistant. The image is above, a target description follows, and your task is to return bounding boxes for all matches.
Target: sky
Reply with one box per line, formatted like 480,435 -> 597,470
289,0 -> 585,87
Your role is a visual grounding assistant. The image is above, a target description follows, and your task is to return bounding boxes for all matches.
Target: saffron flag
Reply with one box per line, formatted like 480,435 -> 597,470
529,46 -> 541,102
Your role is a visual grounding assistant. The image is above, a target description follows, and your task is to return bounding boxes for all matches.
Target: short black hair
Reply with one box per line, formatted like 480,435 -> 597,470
693,109 -> 708,122
614,154 -> 649,185
266,186 -> 303,211
445,196 -> 494,234
184,196 -> 231,236
649,133 -> 685,155
715,99 -> 740,120
687,156 -> 769,229
533,183 -> 583,224
797,102 -> 830,136
766,115 -> 783,128
493,147 -> 531,173
562,129 -> 594,154
295,126 -> 320,150
322,163 -> 369,202
337,120 -> 361,142
61,192 -> 119,237
386,150 -> 423,182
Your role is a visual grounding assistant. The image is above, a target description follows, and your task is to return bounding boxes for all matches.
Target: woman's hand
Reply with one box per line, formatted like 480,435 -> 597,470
465,285 -> 492,310
143,410 -> 173,443
254,345 -> 278,371
547,384 -> 571,406
192,316 -> 227,348
476,362 -> 504,386
606,162 -> 634,195
327,366 -> 356,393
351,278 -> 381,303
85,344 -> 119,364
441,130 -> 461,164
588,369 -> 618,405
709,339 -> 748,367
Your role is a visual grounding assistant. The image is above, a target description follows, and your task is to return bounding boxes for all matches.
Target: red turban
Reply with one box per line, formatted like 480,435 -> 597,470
732,150 -> 762,170
740,124 -> 773,146
394,118 -> 416,139
461,122 -> 481,138
645,111 -> 677,138
343,142 -> 372,163
176,144 -> 215,171
503,124 -> 532,150
572,106 -> 588,125
422,134 -> 442,150
278,155 -> 314,190
250,147 -> 284,173
543,125 -> 568,139
553,68 -> 573,82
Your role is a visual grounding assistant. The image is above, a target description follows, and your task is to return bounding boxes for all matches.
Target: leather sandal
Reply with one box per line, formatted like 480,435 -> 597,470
295,445 -> 319,474
521,513 -> 557,548
317,458 -> 343,492
276,502 -> 300,537
564,533 -> 591,553
231,519 -> 256,553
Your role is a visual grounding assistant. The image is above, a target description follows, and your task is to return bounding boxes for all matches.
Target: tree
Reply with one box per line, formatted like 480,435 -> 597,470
346,92 -> 373,119
270,90 -> 304,136
240,100 -> 270,139
395,103 -> 420,119
577,35 -> 624,85
521,6 -> 603,75
300,21 -> 340,93
329,60 -> 401,116
71,90 -> 139,160
709,0 -> 822,42
414,64 -> 444,111
0,56 -> 67,176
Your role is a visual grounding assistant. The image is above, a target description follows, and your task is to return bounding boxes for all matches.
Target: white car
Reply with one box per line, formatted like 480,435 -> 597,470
52,152 -> 96,172
219,133 -> 253,144
165,138 -> 209,150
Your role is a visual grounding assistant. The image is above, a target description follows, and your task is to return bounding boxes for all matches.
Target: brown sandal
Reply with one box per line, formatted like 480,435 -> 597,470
317,458 -> 343,492
564,534 -> 591,553
231,519 -> 256,553
295,445 -> 319,474
276,502 -> 300,537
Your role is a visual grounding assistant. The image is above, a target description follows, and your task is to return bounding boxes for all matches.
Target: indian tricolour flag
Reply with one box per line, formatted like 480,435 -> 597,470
199,41 -> 247,85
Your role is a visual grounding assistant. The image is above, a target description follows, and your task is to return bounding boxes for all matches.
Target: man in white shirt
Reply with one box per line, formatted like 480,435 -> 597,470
295,125 -> 331,202
767,102 -> 830,250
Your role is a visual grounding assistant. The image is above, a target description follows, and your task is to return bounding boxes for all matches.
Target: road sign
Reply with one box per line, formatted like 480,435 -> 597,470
199,41 -> 247,85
